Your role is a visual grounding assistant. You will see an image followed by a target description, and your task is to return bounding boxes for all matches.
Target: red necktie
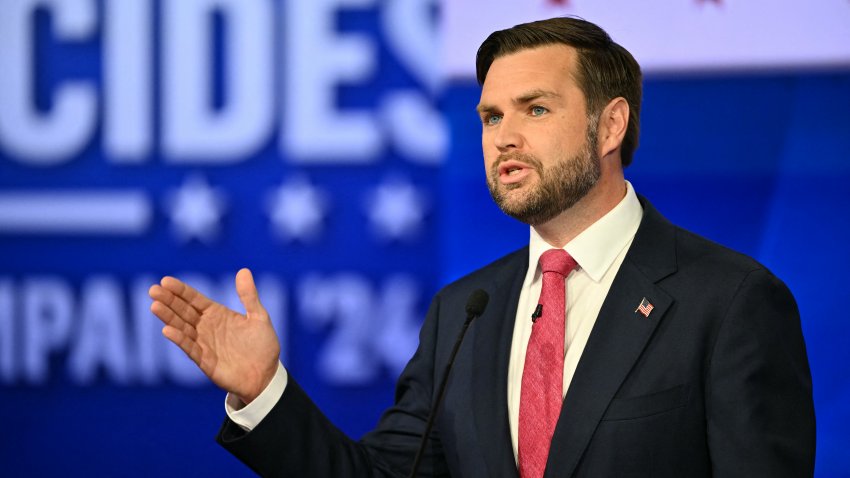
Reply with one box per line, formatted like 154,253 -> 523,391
518,249 -> 577,478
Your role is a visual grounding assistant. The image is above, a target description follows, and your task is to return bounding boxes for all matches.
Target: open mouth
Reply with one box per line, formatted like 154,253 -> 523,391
498,160 -> 533,184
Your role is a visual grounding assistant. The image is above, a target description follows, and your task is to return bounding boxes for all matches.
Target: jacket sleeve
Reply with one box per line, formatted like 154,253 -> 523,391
706,268 -> 815,477
216,293 -> 449,478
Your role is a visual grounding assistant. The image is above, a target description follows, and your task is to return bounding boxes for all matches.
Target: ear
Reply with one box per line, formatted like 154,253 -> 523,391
597,97 -> 629,160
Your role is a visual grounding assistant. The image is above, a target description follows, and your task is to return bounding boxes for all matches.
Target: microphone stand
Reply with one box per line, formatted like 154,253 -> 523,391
407,290 -> 488,478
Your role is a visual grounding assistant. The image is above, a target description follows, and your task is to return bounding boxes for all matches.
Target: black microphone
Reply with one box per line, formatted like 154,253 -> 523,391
408,289 -> 489,478
531,304 -> 543,322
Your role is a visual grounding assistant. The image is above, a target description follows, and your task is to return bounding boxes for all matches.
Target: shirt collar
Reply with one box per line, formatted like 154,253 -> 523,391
528,181 -> 643,282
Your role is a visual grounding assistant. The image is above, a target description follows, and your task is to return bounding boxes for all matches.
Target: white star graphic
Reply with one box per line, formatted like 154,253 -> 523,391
366,176 -> 427,240
165,174 -> 226,244
266,176 -> 327,242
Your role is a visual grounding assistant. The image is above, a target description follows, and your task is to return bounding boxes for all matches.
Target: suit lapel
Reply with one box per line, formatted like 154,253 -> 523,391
544,198 -> 678,477
472,250 -> 527,478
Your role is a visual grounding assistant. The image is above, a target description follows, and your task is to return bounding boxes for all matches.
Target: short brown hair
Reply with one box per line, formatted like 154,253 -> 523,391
476,17 -> 642,167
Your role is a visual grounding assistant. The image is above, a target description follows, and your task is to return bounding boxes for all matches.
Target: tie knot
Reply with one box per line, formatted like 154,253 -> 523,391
539,249 -> 577,277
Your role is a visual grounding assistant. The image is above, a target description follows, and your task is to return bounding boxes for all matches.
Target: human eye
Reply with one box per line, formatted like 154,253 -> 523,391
484,113 -> 502,126
530,105 -> 548,117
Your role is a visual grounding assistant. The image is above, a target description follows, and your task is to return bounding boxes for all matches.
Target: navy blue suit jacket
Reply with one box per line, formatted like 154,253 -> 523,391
218,198 -> 815,477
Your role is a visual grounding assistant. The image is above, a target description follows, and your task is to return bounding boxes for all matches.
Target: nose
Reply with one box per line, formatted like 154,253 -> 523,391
493,114 -> 523,152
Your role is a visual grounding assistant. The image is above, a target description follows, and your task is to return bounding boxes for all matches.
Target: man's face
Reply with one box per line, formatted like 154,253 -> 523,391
477,45 -> 600,226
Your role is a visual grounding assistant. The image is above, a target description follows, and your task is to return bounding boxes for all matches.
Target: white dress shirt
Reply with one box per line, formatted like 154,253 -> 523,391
226,181 -> 644,459
506,181 -> 642,460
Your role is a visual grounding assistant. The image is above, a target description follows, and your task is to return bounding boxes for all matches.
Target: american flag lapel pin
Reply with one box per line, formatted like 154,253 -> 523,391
635,297 -> 654,318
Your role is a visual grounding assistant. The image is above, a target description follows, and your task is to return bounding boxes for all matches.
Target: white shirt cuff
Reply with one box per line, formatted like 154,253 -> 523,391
224,361 -> 288,432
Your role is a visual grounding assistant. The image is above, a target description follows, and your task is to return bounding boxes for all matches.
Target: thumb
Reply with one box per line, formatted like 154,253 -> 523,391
235,268 -> 267,320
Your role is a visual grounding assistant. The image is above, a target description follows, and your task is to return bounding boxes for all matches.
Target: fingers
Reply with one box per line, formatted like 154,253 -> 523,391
162,325 -> 203,367
148,285 -> 201,329
159,276 -> 214,312
235,268 -> 267,320
149,296 -> 199,341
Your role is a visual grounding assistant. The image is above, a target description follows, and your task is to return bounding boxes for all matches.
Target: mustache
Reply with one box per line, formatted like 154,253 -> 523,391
492,152 -> 544,172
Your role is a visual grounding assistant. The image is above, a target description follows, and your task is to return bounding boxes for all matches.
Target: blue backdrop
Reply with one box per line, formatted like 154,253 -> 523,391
0,1 -> 848,476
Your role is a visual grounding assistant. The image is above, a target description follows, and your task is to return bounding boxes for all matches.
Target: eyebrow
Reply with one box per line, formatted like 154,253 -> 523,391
476,89 -> 562,115
514,89 -> 561,105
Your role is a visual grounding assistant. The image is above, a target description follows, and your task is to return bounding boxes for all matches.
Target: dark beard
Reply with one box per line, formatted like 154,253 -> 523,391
487,127 -> 600,226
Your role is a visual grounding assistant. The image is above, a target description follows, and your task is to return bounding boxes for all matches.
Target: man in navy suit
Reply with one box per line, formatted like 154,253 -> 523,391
149,17 -> 815,477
